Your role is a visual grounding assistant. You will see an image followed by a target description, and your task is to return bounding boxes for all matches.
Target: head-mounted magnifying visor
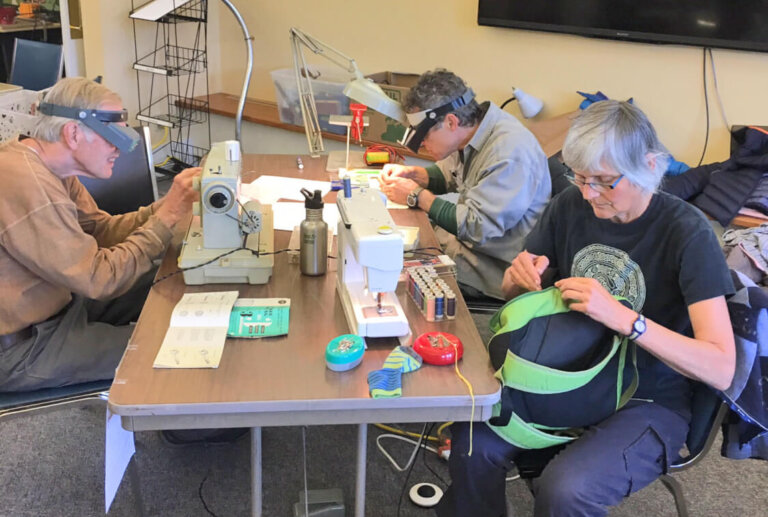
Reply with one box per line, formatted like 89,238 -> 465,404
398,88 -> 475,153
37,102 -> 140,153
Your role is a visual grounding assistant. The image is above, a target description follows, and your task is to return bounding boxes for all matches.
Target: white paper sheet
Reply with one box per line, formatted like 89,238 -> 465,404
241,175 -> 331,205
273,202 -> 340,235
104,408 -> 135,513
153,291 -> 239,369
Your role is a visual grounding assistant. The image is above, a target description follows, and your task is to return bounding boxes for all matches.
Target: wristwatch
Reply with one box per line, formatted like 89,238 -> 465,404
406,187 -> 424,209
627,313 -> 647,341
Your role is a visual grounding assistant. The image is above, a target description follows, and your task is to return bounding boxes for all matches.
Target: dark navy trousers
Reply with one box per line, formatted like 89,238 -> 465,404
435,402 -> 689,517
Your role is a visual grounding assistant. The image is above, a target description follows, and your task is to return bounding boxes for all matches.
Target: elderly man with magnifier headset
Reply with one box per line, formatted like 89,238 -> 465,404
0,77 -> 199,392
380,69 -> 550,301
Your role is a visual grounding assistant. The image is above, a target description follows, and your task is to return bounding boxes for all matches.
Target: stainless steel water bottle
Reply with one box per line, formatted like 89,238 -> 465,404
300,188 -> 328,276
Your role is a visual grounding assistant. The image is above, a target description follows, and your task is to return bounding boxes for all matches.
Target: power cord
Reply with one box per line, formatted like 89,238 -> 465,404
152,247 -> 299,286
707,48 -> 730,130
697,47 -> 711,167
376,433 -> 439,472
396,422 -> 432,517
374,423 -> 441,443
198,469 -> 220,517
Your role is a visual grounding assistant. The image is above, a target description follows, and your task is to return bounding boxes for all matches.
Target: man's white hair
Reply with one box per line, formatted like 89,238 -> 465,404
32,77 -> 122,143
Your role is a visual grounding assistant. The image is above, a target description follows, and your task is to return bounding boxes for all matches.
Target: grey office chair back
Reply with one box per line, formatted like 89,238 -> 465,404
9,38 -> 64,91
79,126 -> 159,215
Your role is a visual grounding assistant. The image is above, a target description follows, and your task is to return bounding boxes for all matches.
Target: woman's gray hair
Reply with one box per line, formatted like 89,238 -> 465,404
403,68 -> 482,127
32,77 -> 122,142
561,100 -> 670,193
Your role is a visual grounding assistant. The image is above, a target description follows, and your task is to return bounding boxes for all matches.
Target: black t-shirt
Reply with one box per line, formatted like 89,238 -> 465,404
525,187 -> 734,418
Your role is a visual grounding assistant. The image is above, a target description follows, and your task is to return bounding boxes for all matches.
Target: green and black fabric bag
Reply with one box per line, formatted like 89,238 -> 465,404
486,286 -> 638,449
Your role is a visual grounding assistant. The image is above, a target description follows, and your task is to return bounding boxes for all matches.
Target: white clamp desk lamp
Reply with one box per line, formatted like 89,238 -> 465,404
289,27 -> 407,158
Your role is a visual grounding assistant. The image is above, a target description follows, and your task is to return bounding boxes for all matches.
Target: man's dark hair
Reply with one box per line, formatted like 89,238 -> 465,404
403,69 -> 482,127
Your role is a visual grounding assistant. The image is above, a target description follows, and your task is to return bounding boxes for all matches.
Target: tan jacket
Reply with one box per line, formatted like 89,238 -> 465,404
0,140 -> 173,333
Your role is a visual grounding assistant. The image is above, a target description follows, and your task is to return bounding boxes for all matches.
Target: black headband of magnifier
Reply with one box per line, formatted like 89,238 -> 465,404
398,88 -> 476,153
37,102 -> 139,153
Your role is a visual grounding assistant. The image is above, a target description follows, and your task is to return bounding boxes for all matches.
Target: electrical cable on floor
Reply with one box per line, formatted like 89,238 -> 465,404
396,422 -> 432,517
374,423 -> 440,442
376,433 -> 439,472
422,435 -> 450,488
698,47 -> 711,167
707,48 -> 730,130
198,469 -> 220,517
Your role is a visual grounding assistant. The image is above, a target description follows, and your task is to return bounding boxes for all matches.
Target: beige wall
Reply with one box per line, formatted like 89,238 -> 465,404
81,1 -> 768,165
215,0 -> 768,164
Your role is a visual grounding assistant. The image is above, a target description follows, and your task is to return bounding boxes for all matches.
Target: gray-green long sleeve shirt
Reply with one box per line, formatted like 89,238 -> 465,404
427,102 -> 551,299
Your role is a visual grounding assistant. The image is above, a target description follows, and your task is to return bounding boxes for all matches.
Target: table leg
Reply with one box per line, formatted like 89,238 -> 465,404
251,426 -> 262,517
355,423 -> 367,517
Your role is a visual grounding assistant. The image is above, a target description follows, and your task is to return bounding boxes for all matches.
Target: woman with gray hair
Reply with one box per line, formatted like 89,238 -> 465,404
437,101 -> 735,516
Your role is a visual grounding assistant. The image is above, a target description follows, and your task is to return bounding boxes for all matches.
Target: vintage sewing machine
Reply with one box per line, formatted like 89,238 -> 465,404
336,187 -> 410,337
178,140 -> 274,284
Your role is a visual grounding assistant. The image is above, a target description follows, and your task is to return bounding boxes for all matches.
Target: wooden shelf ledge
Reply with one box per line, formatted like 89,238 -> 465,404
202,92 -> 432,161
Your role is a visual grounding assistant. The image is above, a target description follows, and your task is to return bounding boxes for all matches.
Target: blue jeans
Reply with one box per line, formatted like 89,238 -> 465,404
435,402 -> 689,517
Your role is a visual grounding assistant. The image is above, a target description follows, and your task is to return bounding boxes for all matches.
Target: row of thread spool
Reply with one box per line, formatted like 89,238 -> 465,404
405,266 -> 457,322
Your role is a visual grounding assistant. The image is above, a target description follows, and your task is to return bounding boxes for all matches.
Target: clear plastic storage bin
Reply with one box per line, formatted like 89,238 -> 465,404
270,67 -> 352,135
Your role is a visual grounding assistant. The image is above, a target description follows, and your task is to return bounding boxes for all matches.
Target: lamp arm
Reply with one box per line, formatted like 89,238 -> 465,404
289,28 -> 364,79
220,0 -> 253,144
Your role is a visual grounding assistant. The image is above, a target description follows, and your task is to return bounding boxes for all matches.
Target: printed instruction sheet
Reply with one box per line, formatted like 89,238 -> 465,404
153,291 -> 239,369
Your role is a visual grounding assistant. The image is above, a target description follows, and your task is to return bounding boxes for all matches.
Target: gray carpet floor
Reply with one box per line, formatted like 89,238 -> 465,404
0,313 -> 765,516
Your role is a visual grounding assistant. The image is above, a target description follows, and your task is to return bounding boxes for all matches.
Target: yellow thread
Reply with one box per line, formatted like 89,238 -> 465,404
453,342 -> 475,456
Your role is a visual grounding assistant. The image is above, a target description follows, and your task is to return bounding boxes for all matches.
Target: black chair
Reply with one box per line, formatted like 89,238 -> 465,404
548,152 -> 573,197
0,379 -> 111,420
515,383 -> 728,517
0,379 -> 147,515
79,126 -> 159,214
9,38 -> 64,91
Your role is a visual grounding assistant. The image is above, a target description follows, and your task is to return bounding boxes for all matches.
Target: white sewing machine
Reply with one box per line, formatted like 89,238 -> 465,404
178,140 -> 274,284
336,187 -> 410,337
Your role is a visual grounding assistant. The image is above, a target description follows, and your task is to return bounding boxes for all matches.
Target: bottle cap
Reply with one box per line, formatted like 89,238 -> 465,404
301,188 -> 324,209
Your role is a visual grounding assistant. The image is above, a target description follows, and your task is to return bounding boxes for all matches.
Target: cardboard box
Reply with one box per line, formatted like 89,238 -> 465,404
364,71 -> 420,145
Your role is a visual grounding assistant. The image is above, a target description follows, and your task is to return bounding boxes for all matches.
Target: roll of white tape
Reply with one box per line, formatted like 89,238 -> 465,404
408,482 -> 443,508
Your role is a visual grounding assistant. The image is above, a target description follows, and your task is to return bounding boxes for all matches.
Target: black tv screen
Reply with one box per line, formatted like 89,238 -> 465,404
478,1 -> 768,53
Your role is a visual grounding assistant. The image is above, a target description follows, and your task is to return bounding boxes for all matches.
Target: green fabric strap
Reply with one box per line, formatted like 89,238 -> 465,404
487,287 -> 640,449
495,335 -> 626,395
487,404 -> 577,449
490,287 -> 572,335
491,287 -> 631,395
616,340 -> 639,408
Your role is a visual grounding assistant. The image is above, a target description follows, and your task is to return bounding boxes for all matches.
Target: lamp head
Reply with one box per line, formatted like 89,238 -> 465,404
514,88 -> 544,119
343,77 -> 406,125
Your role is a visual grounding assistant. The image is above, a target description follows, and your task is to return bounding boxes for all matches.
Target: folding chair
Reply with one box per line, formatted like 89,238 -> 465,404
9,38 -> 64,91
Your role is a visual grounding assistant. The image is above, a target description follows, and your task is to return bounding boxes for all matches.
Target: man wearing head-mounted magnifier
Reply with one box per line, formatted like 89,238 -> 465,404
0,77 -> 200,392
380,69 -> 551,300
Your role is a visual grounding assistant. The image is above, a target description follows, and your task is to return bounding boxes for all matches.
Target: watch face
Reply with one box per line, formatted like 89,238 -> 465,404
635,319 -> 647,333
406,193 -> 417,207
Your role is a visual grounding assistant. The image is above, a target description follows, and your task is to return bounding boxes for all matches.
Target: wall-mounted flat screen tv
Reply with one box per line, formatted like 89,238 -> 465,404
478,1 -> 768,53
